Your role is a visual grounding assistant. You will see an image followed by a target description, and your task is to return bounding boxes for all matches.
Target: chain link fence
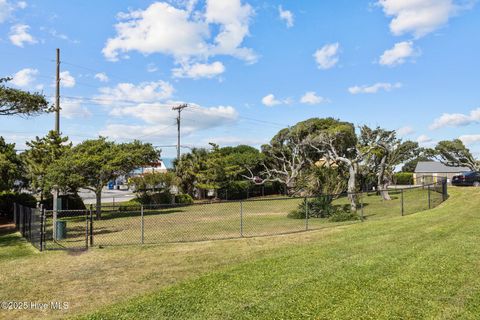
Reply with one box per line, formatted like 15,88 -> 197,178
16,180 -> 447,250
13,203 -> 45,251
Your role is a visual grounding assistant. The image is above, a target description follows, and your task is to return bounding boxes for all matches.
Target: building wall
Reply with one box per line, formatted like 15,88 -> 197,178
413,172 -> 460,184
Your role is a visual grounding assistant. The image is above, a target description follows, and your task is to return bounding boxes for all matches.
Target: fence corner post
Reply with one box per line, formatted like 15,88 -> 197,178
40,204 -> 44,252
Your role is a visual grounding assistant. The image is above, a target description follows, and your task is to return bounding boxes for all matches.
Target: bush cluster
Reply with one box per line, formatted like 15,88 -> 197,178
394,172 -> 414,185
0,192 -> 37,220
288,196 -> 359,222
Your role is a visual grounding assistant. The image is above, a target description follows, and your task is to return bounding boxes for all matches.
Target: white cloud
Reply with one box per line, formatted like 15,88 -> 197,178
94,72 -> 109,82
261,94 -> 283,107
379,41 -> 417,66
103,0 -> 256,77
397,126 -> 415,136
429,108 -> 480,130
300,91 -> 327,105
9,24 -> 37,47
0,0 -> 27,23
60,71 -> 76,88
278,5 -> 294,28
17,1 -> 27,9
101,103 -> 238,140
417,134 -> 432,144
0,0 -> 13,23
313,43 -> 340,70
96,81 -> 174,105
172,61 -> 225,79
376,0 -> 468,38
10,68 -> 38,87
348,82 -> 402,94
459,134 -> 480,146
61,98 -> 92,119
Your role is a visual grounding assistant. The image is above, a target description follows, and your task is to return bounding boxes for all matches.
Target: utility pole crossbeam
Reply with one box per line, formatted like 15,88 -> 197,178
172,104 -> 188,160
55,48 -> 61,133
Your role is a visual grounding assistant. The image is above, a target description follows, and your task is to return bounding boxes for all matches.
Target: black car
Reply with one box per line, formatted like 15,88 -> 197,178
452,171 -> 480,187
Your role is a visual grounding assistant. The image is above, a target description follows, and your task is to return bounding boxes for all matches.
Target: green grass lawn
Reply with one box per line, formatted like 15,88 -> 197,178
0,187 -> 466,319
45,187 -> 439,249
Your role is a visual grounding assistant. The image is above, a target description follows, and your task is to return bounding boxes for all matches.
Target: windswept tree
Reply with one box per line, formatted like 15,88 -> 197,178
361,127 -> 419,200
0,78 -> 51,116
429,139 -> 480,171
0,137 -> 23,191
46,138 -> 159,218
22,131 -> 72,200
249,118 -> 347,195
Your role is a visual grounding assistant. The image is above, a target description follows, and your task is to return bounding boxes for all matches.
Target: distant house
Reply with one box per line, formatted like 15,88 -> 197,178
414,161 -> 470,184
137,160 -> 169,175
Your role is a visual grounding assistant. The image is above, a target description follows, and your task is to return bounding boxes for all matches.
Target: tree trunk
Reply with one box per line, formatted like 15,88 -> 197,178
377,157 -> 391,201
347,164 -> 357,212
95,189 -> 102,219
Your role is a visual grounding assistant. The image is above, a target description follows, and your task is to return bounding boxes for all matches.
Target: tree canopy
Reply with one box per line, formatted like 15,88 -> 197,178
22,131 -> 72,199
0,137 -> 23,191
429,139 -> 479,171
0,78 -> 51,116
46,138 -> 159,217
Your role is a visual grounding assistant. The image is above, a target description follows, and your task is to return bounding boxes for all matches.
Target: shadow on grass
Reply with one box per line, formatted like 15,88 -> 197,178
97,208 -> 186,221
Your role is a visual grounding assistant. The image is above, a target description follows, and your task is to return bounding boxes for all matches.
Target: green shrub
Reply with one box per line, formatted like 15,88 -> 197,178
328,208 -> 359,222
394,172 -> 414,185
288,195 -> 334,219
0,191 -> 38,219
175,194 -> 194,204
40,194 -> 86,210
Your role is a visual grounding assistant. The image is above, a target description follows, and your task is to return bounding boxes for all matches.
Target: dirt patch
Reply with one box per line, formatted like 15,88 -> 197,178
0,217 -> 15,236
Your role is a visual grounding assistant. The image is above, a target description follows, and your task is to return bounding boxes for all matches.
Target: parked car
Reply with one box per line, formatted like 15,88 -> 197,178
452,171 -> 480,187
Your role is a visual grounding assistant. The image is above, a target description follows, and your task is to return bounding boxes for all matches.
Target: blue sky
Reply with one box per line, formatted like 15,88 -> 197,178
1,0 -> 479,158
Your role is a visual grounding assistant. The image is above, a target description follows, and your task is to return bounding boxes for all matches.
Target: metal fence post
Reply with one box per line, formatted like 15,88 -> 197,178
85,210 -> 89,249
360,193 -> 364,222
305,197 -> 309,231
39,205 -> 44,252
240,200 -> 244,237
89,204 -> 94,247
428,185 -> 431,209
401,189 -> 404,216
141,205 -> 145,244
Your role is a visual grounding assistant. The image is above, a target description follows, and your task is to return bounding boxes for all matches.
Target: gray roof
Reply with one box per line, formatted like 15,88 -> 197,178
415,161 -> 470,173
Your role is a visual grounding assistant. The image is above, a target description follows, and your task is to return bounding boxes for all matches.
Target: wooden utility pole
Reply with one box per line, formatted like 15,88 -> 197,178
172,104 -> 188,160
55,48 -> 61,133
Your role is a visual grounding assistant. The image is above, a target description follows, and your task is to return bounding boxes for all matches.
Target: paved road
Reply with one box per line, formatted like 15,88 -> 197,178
78,188 -> 136,205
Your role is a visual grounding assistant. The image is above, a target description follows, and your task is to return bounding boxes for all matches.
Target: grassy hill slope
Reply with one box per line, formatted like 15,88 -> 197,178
81,187 -> 480,319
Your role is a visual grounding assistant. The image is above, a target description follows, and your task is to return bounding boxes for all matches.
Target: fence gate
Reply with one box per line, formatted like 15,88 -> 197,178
43,209 -> 89,250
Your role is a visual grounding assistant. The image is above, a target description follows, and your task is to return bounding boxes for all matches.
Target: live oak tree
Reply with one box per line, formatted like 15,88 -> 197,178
430,139 -> 480,171
22,131 -> 72,200
46,138 -> 159,218
253,118 -> 348,196
361,127 -> 419,200
0,78 -> 51,116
